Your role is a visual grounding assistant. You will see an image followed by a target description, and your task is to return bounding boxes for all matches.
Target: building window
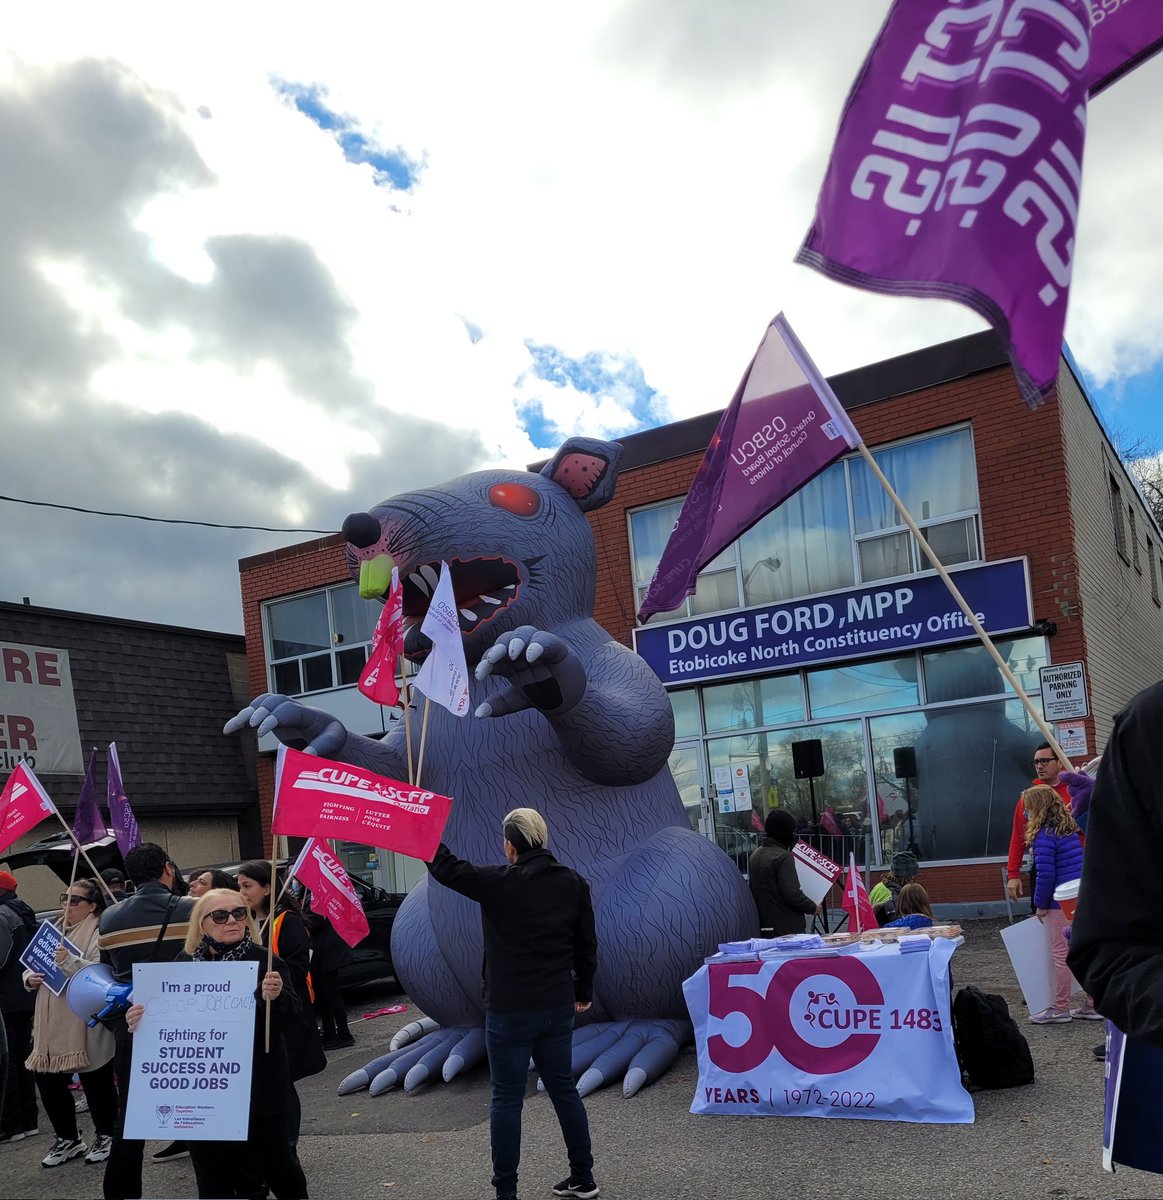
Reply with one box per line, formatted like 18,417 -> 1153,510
1128,506 -> 1141,572
849,428 -> 981,582
1155,554 -> 1163,606
1110,476 -> 1128,560
629,425 -> 981,623
264,584 -> 380,696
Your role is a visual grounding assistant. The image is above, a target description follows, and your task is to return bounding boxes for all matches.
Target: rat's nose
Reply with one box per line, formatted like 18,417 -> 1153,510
342,512 -> 382,549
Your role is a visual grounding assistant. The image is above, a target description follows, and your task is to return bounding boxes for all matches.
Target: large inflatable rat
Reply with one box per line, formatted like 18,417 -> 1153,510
227,437 -> 757,1095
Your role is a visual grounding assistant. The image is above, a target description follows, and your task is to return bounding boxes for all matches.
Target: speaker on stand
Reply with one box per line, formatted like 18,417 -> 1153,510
791,738 -> 827,932
893,746 -> 921,857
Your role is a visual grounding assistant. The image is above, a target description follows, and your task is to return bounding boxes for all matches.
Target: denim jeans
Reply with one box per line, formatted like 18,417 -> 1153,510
484,1005 -> 593,1199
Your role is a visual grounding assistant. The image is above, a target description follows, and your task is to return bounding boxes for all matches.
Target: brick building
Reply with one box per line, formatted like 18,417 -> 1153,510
0,602 -> 261,909
234,330 -> 1163,909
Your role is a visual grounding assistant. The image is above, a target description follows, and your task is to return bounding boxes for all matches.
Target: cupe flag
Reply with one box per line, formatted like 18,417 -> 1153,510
796,1 -> 1163,409
0,762 -> 59,856
842,853 -> 878,936
71,748 -> 106,846
359,567 -> 404,708
290,838 -> 370,949
637,314 -> 859,623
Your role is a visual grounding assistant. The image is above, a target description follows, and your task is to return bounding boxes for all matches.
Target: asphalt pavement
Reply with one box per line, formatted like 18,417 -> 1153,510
2,918 -> 1159,1200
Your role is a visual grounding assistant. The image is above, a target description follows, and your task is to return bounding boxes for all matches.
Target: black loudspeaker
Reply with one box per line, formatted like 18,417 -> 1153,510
894,747 -> 917,780
792,739 -> 824,780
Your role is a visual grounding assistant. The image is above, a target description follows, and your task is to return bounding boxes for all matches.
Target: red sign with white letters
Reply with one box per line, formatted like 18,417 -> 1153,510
272,746 -> 452,862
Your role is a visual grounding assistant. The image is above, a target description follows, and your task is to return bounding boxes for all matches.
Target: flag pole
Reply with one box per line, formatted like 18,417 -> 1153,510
415,699 -> 432,789
849,852 -> 863,934
855,442 -> 1069,763
59,846 -> 82,929
49,814 -> 118,904
400,659 -> 415,785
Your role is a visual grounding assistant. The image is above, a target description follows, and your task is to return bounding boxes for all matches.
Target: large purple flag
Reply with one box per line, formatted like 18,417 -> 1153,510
798,1 -> 1124,408
106,742 -> 141,857
1088,5 -> 1163,96
72,747 -> 105,845
637,314 -> 859,622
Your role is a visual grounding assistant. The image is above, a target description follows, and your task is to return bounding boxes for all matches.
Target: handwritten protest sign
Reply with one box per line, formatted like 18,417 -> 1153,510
125,961 -> 258,1141
19,920 -> 81,997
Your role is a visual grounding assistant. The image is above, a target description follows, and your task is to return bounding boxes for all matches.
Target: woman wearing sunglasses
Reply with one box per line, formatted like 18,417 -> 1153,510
125,888 -> 308,1199
21,878 -> 118,1168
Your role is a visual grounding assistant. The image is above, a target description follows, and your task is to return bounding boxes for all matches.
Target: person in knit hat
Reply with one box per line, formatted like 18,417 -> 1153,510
0,868 -> 40,1143
747,810 -> 819,936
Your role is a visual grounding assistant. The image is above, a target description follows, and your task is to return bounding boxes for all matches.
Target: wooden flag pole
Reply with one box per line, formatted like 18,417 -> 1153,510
50,814 -> 118,904
856,442 -> 1069,763
264,845 -> 276,1052
414,699 -> 432,789
57,847 -> 83,930
400,659 -> 415,785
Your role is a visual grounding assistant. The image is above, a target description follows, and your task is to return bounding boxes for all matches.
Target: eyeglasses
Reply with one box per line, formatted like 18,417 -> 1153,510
59,893 -> 93,906
205,906 -> 249,925
1033,758 -> 1058,766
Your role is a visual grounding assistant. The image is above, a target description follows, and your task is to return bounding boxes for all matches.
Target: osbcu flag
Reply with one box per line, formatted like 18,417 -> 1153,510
0,762 -> 59,856
413,562 -> 471,716
72,748 -> 105,846
637,314 -> 859,622
106,743 -> 142,857
290,838 -> 370,949
272,745 -> 452,862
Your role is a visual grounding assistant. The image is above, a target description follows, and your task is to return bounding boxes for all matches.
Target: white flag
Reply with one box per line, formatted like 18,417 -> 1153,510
413,561 -> 471,716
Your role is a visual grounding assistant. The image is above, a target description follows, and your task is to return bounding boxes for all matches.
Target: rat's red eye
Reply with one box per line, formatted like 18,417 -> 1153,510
487,483 -> 541,516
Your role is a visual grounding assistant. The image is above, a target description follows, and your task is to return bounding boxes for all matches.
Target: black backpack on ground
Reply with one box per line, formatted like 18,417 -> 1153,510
952,985 -> 1035,1089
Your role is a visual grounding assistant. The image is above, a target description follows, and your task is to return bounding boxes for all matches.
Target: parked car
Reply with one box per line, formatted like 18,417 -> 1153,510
189,858 -> 406,991
2,831 -> 126,884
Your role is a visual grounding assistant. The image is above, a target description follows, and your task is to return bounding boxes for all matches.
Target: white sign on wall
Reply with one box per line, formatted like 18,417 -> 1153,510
1038,661 -> 1089,721
1055,721 -> 1088,759
0,643 -> 84,778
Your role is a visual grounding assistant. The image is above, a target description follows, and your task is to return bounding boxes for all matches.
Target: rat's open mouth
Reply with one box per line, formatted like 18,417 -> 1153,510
402,557 -> 521,643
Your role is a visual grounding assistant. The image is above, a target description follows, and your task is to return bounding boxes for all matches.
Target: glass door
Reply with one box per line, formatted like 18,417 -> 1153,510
668,741 -> 711,839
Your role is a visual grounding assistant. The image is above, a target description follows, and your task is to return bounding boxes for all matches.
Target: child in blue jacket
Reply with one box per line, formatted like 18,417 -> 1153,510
1023,784 -> 1096,1023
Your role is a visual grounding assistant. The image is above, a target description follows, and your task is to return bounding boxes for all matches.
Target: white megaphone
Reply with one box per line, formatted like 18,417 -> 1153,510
66,963 -> 133,1027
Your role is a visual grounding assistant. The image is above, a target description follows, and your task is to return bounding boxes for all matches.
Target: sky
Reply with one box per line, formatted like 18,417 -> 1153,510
2,2 -> 1162,635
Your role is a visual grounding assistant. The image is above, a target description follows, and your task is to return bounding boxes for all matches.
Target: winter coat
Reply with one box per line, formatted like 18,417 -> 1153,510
1031,827 -> 1084,911
747,838 -> 817,936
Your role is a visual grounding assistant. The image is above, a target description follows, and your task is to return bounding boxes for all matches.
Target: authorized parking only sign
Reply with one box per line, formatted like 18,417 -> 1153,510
1039,662 -> 1089,721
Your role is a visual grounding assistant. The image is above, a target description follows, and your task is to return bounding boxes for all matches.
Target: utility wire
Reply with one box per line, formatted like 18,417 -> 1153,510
0,493 -> 335,535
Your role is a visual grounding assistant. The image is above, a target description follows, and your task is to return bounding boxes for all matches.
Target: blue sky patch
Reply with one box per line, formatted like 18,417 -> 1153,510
273,79 -> 423,191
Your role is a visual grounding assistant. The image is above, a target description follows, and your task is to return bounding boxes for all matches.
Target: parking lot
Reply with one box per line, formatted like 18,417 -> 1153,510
2,919 -> 1160,1200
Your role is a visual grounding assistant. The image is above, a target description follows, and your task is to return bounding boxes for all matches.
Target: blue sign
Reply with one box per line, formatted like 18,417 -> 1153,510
19,920 -> 83,997
633,558 -> 1032,686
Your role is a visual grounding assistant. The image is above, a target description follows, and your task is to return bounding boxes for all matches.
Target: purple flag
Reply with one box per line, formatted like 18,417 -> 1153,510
72,748 -> 105,845
637,314 -> 859,622
106,742 -> 141,857
797,1 -> 1099,407
1088,5 -> 1163,96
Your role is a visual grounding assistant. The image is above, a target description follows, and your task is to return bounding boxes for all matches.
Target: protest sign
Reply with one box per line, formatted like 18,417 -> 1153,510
19,920 -> 82,997
273,745 -> 453,861
792,842 -> 842,906
125,961 -> 259,1141
683,939 -> 972,1123
1000,916 -> 1080,1016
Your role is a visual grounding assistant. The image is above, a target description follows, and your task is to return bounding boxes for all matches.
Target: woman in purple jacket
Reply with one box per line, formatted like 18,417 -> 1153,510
1023,785 -> 1096,1024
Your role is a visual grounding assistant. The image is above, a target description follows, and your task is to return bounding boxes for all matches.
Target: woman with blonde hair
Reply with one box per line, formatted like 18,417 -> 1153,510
125,888 -> 308,1198
1022,784 -> 1092,1024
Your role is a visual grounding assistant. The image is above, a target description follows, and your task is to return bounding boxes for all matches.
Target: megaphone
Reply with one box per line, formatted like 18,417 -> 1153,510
66,963 -> 133,1028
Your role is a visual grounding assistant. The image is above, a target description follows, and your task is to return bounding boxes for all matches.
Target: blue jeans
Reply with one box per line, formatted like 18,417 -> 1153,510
485,1005 -> 593,1199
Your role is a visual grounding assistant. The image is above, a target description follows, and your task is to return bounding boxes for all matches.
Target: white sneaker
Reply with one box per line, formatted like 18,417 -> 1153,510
84,1134 -> 113,1163
41,1137 -> 86,1168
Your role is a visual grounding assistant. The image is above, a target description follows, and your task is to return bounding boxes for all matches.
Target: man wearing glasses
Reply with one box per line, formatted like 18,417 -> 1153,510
97,843 -> 194,1200
1006,744 -> 1072,909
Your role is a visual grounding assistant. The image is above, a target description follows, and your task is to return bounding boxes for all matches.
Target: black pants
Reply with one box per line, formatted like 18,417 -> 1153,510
312,970 -> 349,1040
103,1028 -> 144,1200
189,1112 -> 308,1199
37,1060 -> 118,1142
0,1011 -> 37,1135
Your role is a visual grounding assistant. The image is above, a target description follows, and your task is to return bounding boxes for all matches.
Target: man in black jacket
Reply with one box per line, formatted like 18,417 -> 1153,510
1068,681 -> 1163,1044
427,807 -> 600,1200
0,870 -> 39,1142
747,810 -> 818,936
97,843 -> 195,1200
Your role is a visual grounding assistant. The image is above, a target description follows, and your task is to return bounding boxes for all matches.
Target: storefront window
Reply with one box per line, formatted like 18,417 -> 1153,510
669,689 -> 702,739
265,583 -> 381,696
739,463 -> 855,604
702,675 -> 804,732
668,744 -> 704,833
872,697 -> 1039,862
807,656 -> 919,718
923,636 -> 1048,705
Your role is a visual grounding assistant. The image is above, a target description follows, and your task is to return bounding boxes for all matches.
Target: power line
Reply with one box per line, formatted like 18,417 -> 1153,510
0,493 -> 335,535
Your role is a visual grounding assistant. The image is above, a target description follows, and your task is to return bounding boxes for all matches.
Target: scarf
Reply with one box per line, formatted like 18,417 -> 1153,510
25,913 -> 112,1075
193,930 -> 254,962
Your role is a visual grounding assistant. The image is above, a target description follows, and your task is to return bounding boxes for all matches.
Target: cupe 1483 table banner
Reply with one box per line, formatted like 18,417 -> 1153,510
272,745 -> 453,862
683,940 -> 973,1124
125,961 -> 259,1142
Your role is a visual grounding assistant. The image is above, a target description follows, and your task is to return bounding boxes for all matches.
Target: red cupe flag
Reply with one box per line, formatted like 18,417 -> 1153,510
272,746 -> 452,862
290,838 -> 370,948
0,762 -> 59,856
841,853 -> 878,936
359,567 -> 404,708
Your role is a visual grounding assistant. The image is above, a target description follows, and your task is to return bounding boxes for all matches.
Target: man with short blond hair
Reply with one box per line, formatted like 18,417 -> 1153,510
427,807 -> 600,1200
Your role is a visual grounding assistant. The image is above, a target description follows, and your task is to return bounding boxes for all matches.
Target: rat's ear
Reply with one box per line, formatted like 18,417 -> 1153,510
540,438 -> 623,512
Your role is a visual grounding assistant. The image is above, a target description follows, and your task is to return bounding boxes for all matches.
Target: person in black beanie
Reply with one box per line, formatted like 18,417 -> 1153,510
747,810 -> 819,936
